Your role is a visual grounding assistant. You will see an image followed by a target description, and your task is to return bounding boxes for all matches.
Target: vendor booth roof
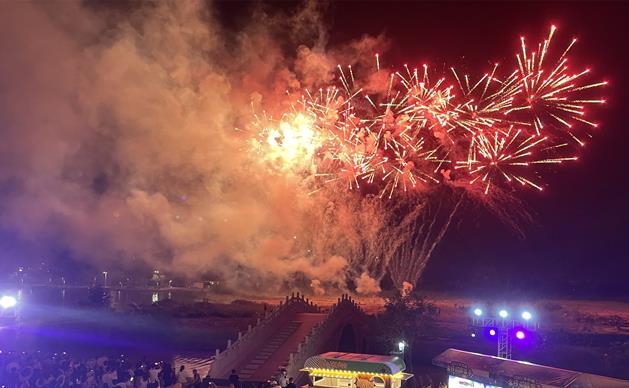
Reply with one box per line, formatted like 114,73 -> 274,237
433,348 -> 629,387
303,352 -> 406,376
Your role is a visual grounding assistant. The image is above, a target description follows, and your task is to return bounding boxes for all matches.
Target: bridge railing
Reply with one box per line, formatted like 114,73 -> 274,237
285,293 -> 364,380
210,292 -> 321,378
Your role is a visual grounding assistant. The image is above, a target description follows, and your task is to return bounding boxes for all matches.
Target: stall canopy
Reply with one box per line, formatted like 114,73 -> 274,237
433,348 -> 629,387
303,352 -> 408,376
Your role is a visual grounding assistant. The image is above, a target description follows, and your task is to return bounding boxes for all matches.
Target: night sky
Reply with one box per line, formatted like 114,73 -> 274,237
2,1 -> 628,297
316,1 -> 629,297
221,0 -> 629,297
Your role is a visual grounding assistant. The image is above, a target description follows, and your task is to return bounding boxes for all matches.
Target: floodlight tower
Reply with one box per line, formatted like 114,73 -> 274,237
471,307 -> 537,359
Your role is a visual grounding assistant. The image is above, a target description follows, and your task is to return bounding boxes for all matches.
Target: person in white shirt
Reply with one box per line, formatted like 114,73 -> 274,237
278,369 -> 288,388
149,364 -> 162,384
102,369 -> 118,387
177,365 -> 188,385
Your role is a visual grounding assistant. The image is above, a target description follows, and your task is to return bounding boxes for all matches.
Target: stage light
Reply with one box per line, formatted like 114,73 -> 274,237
470,304 -> 538,359
398,340 -> 406,353
0,296 -> 17,309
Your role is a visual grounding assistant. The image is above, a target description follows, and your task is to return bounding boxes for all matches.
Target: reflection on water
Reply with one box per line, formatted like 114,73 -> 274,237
18,286 -> 207,308
1,286 -> 228,361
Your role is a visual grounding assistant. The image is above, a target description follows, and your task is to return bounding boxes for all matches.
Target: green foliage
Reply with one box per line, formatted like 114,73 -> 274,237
372,290 -> 438,355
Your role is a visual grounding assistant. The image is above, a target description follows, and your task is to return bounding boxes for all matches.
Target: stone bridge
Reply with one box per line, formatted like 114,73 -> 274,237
209,293 -> 367,384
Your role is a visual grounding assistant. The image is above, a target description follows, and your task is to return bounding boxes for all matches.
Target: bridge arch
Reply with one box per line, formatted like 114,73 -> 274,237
209,293 -> 367,384
338,323 -> 357,352
329,316 -> 368,354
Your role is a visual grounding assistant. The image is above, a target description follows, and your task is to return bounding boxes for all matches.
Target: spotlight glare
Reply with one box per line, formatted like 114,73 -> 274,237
522,311 -> 532,320
516,330 -> 526,340
471,333 -> 476,338
0,296 -> 17,309
473,308 -> 483,316
499,309 -> 509,318
489,329 -> 496,336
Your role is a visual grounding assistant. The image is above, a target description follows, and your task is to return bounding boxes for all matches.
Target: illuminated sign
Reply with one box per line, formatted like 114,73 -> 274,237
322,360 -> 349,370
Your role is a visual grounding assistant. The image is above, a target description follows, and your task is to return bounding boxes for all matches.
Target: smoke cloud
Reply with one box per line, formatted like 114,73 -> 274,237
354,272 -> 381,295
0,1 -> 391,294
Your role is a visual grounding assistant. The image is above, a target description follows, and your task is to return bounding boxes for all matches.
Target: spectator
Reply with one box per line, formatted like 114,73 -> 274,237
278,369 -> 288,388
192,368 -> 201,388
201,370 -> 212,388
0,351 -> 207,388
228,369 -> 240,388
176,365 -> 188,387
148,363 -> 161,386
160,362 -> 176,387
102,367 -> 117,387
286,377 -> 297,388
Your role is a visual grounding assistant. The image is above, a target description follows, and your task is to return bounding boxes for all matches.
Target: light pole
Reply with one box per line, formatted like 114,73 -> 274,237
398,340 -> 406,354
395,340 -> 407,364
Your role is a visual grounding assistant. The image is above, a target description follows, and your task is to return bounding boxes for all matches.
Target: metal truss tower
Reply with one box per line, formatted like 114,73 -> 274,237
471,316 -> 537,359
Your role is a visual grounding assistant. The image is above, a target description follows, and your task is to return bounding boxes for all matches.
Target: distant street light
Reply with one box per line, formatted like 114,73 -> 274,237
0,295 -> 17,309
398,340 -> 406,353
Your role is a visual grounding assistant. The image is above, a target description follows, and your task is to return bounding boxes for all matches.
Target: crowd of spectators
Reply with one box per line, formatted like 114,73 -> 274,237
0,351 -> 214,388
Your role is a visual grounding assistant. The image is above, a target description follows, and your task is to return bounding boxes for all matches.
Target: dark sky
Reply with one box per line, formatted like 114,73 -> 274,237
316,1 -> 629,297
1,1 -> 627,297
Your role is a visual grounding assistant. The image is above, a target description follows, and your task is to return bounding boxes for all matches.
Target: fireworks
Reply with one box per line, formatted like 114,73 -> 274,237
455,126 -> 577,194
253,26 -> 606,196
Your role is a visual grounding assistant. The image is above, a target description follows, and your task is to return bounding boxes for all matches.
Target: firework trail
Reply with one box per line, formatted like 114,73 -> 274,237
250,26 -> 606,290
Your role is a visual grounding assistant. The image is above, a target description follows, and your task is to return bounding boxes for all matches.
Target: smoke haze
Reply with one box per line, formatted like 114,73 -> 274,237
0,1 -> 390,294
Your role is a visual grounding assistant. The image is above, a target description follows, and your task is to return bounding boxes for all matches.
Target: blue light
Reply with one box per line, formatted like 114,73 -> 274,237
522,311 -> 532,320
473,308 -> 483,317
499,309 -> 509,318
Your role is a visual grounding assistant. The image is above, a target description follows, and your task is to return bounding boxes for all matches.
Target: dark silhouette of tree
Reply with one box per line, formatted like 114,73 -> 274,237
373,290 -> 439,387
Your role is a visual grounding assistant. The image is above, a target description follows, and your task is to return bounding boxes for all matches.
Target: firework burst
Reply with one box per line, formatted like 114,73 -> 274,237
252,26 -> 606,197
512,25 -> 607,145
455,126 -> 578,194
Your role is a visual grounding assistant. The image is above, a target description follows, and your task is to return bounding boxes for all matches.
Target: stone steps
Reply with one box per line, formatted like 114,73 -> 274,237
239,321 -> 301,379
